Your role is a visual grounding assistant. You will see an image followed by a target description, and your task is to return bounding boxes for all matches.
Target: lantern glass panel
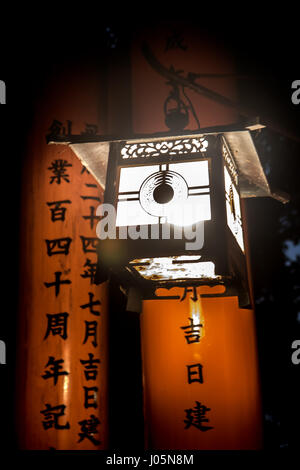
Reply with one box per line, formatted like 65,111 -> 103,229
116,160 -> 211,228
116,200 -> 158,227
118,165 -> 160,192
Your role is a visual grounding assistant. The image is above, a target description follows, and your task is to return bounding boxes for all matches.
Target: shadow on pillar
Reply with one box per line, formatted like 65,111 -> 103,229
108,277 -> 144,450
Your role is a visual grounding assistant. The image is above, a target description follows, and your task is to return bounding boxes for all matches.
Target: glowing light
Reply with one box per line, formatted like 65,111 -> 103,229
139,170 -> 188,218
167,196 -> 211,227
129,256 -> 219,281
190,300 -> 200,324
118,165 -> 160,193
189,298 -> 205,341
63,375 -> 69,393
116,160 -> 211,228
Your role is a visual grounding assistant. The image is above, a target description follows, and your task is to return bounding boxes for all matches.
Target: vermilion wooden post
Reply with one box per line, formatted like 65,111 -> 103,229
16,62 -> 109,450
131,23 -> 263,450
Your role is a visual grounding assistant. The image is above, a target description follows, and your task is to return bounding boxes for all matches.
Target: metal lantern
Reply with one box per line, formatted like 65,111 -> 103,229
48,123 -> 287,308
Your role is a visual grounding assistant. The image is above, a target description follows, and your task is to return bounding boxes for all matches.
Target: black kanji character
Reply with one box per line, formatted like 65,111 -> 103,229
44,313 -> 69,340
80,236 -> 99,253
83,386 -> 98,409
47,119 -> 72,139
80,353 -> 100,381
81,123 -> 98,135
40,403 -> 70,430
48,159 -> 72,184
82,206 -> 101,230
46,200 -> 71,222
45,238 -> 72,256
42,356 -> 69,385
44,271 -> 71,297
180,286 -> 198,302
78,415 -> 100,445
184,401 -> 213,431
165,30 -> 188,51
81,259 -> 98,285
83,320 -> 98,347
80,292 -> 101,316
80,195 -> 101,202
180,317 -> 203,344
81,166 -> 90,175
80,183 -> 101,203
187,363 -> 203,384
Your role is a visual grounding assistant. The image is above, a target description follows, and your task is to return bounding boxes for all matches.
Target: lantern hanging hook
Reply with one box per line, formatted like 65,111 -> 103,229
164,81 -> 190,132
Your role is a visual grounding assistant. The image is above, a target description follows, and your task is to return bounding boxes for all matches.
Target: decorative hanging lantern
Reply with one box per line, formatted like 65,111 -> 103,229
48,122 -> 287,309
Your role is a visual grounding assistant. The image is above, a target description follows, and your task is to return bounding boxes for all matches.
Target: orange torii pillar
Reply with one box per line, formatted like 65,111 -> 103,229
16,61 -> 109,450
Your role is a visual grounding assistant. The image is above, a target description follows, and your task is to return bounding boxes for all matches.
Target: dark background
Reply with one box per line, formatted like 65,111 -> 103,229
0,10 -> 299,457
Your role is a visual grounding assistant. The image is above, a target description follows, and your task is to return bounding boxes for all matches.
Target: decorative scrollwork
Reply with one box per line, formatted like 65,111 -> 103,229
121,138 -> 208,159
222,141 -> 238,186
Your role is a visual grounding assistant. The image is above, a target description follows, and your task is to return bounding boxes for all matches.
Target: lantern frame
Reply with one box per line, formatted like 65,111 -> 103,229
47,122 -> 288,309
98,133 -> 250,306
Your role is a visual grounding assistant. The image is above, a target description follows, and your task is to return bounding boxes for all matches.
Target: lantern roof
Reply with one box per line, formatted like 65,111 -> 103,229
47,121 -> 288,203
